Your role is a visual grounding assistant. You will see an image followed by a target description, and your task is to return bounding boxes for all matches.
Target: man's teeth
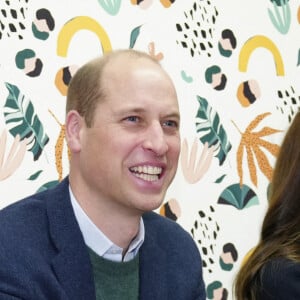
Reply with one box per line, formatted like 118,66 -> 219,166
134,173 -> 159,181
130,166 -> 162,181
131,166 -> 162,175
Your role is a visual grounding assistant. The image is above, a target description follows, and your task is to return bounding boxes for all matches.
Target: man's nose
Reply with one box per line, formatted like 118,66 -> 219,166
142,122 -> 168,156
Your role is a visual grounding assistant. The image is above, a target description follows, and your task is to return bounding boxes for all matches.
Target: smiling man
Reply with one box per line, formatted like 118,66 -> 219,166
0,49 -> 206,300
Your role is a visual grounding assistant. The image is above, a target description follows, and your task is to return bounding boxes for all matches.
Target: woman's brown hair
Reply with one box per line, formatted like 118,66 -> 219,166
234,112 -> 300,299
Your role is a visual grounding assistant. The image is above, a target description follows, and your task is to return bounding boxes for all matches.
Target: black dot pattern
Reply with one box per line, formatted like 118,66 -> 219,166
175,0 -> 218,58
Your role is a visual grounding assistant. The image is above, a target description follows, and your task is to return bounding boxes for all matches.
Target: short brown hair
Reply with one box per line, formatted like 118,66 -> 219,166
66,49 -> 160,127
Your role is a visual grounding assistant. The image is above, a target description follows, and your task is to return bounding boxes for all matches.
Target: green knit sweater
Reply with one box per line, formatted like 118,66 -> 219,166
88,248 -> 139,300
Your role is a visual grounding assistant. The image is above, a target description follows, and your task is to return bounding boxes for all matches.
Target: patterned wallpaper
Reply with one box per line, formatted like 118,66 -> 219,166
1,0 -> 299,298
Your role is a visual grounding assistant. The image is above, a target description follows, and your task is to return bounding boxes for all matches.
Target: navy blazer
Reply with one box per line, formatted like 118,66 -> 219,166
0,178 -> 206,299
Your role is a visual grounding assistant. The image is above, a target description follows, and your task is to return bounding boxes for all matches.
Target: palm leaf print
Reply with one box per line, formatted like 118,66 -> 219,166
195,96 -> 232,165
49,109 -> 70,181
233,112 -> 281,187
3,82 -> 49,161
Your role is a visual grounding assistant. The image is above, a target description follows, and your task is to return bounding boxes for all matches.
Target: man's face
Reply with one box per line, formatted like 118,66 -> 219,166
73,57 -> 180,215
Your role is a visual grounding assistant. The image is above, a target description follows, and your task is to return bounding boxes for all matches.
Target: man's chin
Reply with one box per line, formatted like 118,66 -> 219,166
137,198 -> 165,214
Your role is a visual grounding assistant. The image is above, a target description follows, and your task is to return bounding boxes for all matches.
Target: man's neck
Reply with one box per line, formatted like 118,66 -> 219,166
69,181 -> 142,250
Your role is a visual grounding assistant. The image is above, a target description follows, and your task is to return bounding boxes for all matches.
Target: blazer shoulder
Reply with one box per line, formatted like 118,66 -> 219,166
142,211 -> 198,251
143,211 -> 185,233
0,178 -> 70,246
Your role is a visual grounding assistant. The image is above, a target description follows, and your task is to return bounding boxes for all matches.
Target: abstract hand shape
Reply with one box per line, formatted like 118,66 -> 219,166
148,42 -> 164,61
0,130 -> 27,181
181,138 -> 215,184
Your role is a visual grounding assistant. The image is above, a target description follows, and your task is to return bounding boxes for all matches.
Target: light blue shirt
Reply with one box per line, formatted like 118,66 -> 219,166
69,186 -> 145,262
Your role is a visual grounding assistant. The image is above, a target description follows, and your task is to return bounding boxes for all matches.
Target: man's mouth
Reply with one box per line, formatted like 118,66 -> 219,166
129,166 -> 163,182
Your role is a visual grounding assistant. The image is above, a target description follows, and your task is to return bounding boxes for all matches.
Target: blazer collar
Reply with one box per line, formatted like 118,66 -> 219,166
45,179 -> 167,300
139,213 -> 167,300
46,177 -> 96,300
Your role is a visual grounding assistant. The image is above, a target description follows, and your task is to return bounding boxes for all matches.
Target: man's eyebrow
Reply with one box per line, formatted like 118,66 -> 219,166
115,107 -> 146,114
164,112 -> 180,121
114,107 -> 180,121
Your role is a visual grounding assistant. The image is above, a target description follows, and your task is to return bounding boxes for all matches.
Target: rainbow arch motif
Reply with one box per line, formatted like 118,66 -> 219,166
57,16 -> 112,57
239,35 -> 284,76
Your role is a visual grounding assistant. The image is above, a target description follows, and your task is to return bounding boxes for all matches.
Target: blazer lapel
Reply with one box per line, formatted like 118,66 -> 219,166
46,178 -> 96,300
139,215 -> 167,300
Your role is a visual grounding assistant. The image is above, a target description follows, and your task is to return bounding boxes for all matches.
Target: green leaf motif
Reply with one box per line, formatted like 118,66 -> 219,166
97,0 -> 121,16
195,96 -> 231,165
28,170 -> 43,180
129,25 -> 142,49
215,174 -> 226,184
3,82 -> 49,161
218,183 -> 259,210
267,0 -> 291,35
36,180 -> 59,193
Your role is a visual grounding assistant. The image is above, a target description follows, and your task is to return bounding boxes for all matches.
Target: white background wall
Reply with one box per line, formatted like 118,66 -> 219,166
1,0 -> 299,298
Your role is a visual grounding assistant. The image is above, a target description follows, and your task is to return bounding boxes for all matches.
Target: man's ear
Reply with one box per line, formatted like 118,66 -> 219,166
65,110 -> 84,153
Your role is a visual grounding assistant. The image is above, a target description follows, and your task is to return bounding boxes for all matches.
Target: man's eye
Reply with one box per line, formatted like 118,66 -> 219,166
163,120 -> 178,128
125,116 -> 139,122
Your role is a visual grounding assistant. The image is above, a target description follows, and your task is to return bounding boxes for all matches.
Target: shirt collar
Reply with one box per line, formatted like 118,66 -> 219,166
69,186 -> 145,262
